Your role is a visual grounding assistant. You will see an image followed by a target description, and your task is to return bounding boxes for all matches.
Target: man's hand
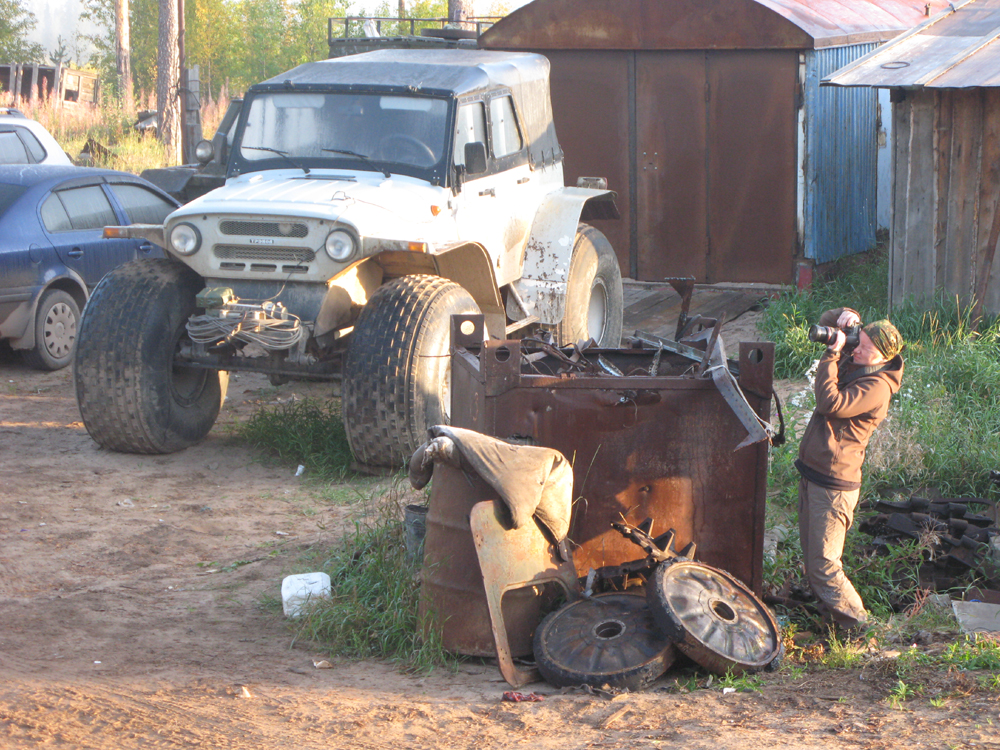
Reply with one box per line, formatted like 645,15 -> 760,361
837,310 -> 861,329
827,329 -> 846,354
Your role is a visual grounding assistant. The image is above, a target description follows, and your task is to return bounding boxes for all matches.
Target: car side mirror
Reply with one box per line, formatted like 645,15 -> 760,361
464,142 -> 488,176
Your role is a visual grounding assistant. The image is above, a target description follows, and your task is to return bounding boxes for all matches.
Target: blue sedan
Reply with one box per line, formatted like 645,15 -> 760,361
0,165 -> 178,369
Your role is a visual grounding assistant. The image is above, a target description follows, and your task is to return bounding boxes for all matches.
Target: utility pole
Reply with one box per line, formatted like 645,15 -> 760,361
114,0 -> 133,111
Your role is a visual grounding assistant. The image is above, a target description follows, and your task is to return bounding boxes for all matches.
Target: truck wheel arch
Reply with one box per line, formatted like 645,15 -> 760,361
511,187 -> 619,327
373,243 -> 506,339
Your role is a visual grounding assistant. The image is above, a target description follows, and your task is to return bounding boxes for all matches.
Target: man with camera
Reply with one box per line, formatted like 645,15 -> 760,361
796,308 -> 904,636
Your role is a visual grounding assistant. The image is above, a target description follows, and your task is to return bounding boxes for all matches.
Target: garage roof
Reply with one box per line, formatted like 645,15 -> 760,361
824,0 -> 1000,88
479,0 -> 951,51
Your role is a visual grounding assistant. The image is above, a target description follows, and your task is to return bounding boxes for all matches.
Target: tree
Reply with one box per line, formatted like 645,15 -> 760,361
49,36 -> 70,66
157,0 -> 181,162
115,0 -> 134,110
0,0 -> 46,62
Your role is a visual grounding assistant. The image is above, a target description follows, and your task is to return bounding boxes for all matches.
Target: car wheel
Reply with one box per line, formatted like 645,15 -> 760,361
22,289 -> 81,371
74,258 -> 228,454
341,274 -> 481,468
555,224 -> 624,348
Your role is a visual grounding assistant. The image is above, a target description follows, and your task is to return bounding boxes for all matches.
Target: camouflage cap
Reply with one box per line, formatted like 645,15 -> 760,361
863,319 -> 903,360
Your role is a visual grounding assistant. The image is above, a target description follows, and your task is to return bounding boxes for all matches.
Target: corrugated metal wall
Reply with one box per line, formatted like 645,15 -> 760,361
804,44 -> 879,264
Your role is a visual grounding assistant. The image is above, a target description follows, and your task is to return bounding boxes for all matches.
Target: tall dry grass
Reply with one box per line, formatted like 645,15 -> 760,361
2,87 -> 235,175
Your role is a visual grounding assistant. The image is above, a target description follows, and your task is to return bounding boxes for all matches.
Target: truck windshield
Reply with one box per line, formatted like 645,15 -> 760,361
238,92 -> 449,174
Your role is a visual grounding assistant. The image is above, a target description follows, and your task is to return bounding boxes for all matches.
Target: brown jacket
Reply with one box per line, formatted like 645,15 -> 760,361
796,308 -> 904,489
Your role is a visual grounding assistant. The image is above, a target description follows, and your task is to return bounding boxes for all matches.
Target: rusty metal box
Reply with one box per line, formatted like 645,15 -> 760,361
448,316 -> 774,594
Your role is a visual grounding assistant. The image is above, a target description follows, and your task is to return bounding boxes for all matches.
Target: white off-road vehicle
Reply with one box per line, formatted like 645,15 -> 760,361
75,49 -> 623,467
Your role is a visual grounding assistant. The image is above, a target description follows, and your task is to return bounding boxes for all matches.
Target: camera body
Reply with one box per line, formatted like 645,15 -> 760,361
809,324 -> 860,351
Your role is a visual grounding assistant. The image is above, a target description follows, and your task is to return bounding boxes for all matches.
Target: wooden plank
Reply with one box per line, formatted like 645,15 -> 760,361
934,89 -> 953,294
974,89 -> 1000,318
944,89 -> 985,305
627,289 -> 762,341
890,96 -> 911,308
903,91 -> 938,306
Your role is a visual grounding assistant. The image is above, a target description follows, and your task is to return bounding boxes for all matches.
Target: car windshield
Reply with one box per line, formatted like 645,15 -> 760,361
238,92 -> 449,173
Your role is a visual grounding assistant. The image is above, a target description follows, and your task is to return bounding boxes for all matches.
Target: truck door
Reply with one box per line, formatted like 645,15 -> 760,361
452,100 -> 508,271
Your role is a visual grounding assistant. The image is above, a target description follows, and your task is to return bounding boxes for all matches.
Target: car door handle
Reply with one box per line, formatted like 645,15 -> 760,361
478,187 -> 496,197
67,248 -> 83,258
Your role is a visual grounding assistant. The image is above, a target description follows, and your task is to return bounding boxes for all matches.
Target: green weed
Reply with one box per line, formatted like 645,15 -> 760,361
287,483 -> 455,672
718,668 -> 765,693
937,634 -> 1000,671
887,679 -> 914,709
239,398 -> 359,482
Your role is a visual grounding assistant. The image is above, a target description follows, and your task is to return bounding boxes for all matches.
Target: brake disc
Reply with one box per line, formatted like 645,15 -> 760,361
648,560 -> 782,675
533,592 -> 676,691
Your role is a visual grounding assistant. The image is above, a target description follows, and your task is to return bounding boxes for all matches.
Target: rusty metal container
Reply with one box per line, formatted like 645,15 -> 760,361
417,461 -> 560,657
448,316 -> 774,595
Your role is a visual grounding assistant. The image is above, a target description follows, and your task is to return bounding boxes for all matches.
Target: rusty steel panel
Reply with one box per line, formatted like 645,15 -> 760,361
544,50 -> 632,275
479,0 -> 945,51
449,322 -> 773,595
706,50 -> 798,284
636,51 -> 708,281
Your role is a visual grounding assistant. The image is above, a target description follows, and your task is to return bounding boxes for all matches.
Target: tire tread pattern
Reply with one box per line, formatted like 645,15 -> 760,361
74,258 -> 222,454
341,274 -> 477,467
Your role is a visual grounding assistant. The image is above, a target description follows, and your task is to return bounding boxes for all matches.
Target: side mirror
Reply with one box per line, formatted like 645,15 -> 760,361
464,141 -> 488,176
194,140 -> 214,165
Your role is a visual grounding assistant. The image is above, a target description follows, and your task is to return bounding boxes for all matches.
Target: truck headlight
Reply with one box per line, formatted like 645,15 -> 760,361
169,222 -> 201,255
324,229 -> 356,261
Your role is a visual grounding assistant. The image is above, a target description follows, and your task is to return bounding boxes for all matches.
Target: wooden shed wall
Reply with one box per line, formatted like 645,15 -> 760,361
891,88 -> 1000,315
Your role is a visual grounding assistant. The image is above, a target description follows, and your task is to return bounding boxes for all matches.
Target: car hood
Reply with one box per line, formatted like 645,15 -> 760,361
171,169 -> 446,227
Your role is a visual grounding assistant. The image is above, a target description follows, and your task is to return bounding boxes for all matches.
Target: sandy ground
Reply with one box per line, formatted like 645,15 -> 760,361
1,317 -> 999,749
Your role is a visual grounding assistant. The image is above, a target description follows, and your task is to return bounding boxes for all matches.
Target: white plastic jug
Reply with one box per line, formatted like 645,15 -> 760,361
281,572 -> 331,618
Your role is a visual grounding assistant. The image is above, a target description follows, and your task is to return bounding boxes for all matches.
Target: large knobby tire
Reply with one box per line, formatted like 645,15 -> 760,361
74,258 -> 228,454
341,274 -> 481,468
22,288 -> 81,371
555,224 -> 624,348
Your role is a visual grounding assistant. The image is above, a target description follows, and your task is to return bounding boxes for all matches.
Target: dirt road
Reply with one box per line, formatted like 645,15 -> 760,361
1,345 -> 997,749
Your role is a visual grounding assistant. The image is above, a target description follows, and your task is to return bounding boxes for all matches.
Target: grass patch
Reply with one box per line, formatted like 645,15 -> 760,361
239,398 -> 357,482
3,86 -> 235,173
288,483 -> 454,672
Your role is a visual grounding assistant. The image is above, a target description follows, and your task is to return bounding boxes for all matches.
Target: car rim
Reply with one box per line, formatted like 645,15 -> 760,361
42,301 -> 76,360
587,280 -> 608,343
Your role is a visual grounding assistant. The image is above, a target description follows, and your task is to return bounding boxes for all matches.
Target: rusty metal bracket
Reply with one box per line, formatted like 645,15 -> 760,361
469,500 -> 580,688
664,277 -> 696,340
629,329 -> 740,377
610,517 -> 696,564
705,335 -> 773,450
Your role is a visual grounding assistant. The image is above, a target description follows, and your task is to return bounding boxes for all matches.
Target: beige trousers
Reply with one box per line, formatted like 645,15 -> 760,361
797,477 -> 868,629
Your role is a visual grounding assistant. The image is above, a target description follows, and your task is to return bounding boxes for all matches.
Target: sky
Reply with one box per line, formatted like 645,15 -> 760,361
28,0 -> 534,66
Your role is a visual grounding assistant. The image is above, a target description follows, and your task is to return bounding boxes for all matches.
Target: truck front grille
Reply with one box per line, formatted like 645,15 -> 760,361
213,245 -> 316,263
219,220 -> 309,238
